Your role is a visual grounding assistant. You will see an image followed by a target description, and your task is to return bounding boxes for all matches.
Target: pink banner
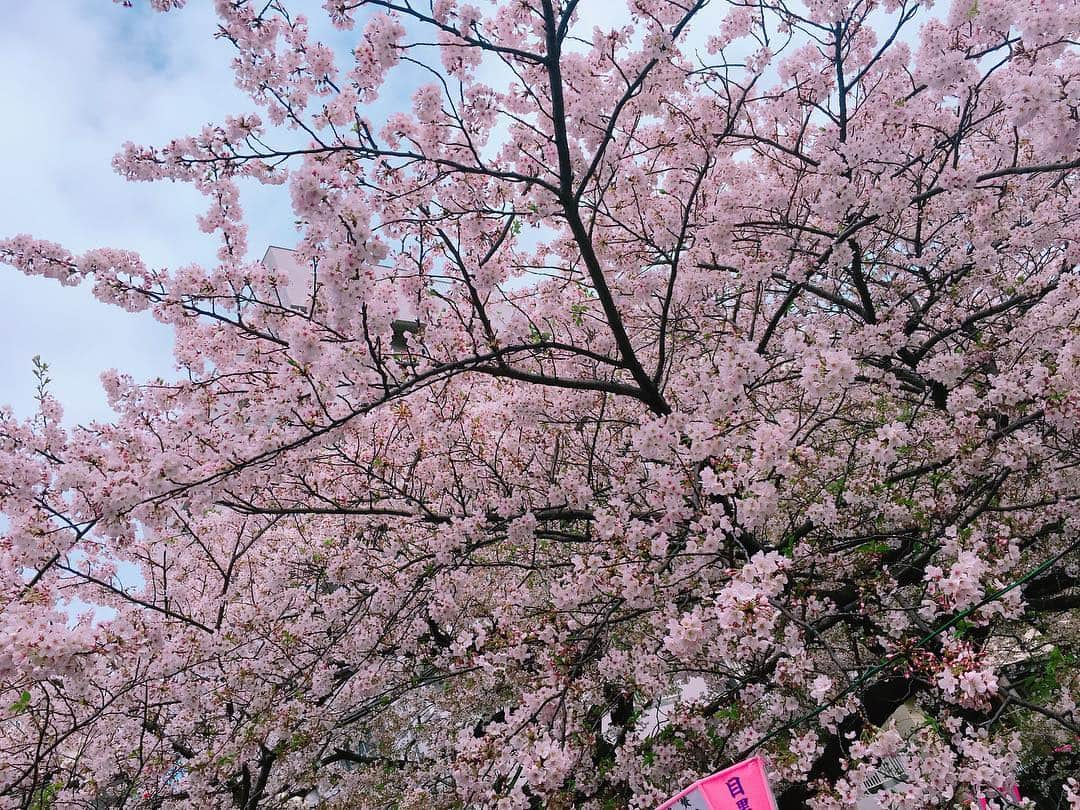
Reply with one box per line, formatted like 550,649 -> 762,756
657,757 -> 778,810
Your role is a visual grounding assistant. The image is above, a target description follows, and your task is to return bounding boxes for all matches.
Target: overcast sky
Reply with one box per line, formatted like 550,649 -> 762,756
0,2 -> 298,424
0,1 -> 466,426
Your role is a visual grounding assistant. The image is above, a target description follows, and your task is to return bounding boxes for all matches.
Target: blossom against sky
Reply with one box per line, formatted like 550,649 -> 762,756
0,2 -> 295,424
0,1 -> 741,426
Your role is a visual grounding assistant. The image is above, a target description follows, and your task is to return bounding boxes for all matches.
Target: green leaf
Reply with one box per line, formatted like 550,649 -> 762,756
9,690 -> 31,713
30,782 -> 60,810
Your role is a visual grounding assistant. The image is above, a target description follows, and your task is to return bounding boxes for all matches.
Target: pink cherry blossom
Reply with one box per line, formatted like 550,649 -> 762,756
2,0 -> 1080,806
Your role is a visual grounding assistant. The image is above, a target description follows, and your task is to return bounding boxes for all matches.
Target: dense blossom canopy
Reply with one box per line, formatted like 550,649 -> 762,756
2,0 -> 1080,807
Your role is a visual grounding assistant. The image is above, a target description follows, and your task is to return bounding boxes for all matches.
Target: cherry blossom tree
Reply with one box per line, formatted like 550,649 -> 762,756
3,0 -> 1080,807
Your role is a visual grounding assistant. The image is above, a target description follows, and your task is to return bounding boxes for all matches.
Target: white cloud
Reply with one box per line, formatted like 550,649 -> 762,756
0,1 -> 295,424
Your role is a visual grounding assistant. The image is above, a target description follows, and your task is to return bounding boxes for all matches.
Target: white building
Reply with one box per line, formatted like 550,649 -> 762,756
261,245 -> 420,350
